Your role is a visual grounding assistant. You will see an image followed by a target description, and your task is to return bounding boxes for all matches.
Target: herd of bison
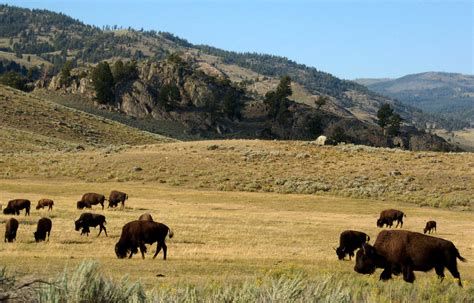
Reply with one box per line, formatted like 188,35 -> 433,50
1,191 -> 468,287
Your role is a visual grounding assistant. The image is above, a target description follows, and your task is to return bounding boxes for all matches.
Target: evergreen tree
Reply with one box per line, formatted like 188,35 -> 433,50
377,103 -> 402,136
377,103 -> 394,129
264,75 -> 292,121
91,61 -> 114,104
157,83 -> 181,110
59,60 -> 73,86
222,89 -> 242,120
315,95 -> 328,109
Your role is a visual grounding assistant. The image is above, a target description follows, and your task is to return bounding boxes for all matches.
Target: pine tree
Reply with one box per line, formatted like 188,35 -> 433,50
91,61 -> 114,104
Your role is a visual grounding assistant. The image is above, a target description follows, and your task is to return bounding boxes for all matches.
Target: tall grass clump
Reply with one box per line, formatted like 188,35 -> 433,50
30,262 -> 474,302
38,260 -> 147,303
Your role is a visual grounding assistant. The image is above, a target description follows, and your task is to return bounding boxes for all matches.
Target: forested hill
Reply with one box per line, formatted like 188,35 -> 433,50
356,72 -> 474,128
0,4 -> 460,151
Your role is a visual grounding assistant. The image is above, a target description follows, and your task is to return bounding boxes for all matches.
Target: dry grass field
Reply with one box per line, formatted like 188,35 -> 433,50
0,178 -> 473,292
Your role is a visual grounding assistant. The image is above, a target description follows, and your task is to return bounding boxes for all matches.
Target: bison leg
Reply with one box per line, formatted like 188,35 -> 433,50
162,242 -> 167,260
446,262 -> 463,287
98,224 -> 107,237
402,265 -> 415,283
435,266 -> 445,281
153,243 -> 162,259
139,243 -> 147,259
379,268 -> 392,281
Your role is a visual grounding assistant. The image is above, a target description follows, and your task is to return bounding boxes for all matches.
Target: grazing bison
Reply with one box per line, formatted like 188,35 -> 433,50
335,230 -> 370,260
354,230 -> 466,286
74,213 -> 107,237
138,213 -> 154,222
36,199 -> 54,211
424,221 -> 437,234
77,193 -> 105,210
377,209 -> 406,228
34,217 -> 52,242
3,199 -> 31,216
115,220 -> 173,260
4,218 -> 19,242
108,190 -> 128,208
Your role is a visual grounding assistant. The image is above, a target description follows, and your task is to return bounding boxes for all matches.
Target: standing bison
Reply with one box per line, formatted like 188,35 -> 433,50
138,213 -> 154,222
77,193 -> 105,210
424,221 -> 437,234
3,199 -> 31,216
4,218 -> 19,242
34,217 -> 52,242
354,230 -> 466,286
377,209 -> 405,228
115,220 -> 173,260
108,191 -> 128,208
335,230 -> 370,260
36,199 -> 54,211
74,213 -> 107,237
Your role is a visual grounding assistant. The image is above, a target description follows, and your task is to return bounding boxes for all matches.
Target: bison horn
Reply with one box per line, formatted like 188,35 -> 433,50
333,247 -> 337,251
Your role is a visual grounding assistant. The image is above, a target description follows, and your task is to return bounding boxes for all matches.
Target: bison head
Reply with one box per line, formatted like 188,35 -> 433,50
3,207 -> 14,215
376,218 -> 384,228
115,242 -> 128,259
354,244 -> 377,275
335,247 -> 346,260
33,231 -> 42,242
77,201 -> 84,209
74,220 -> 82,231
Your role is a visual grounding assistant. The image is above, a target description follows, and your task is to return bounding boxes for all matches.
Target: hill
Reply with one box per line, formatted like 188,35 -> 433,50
0,85 -> 172,153
356,72 -> 474,129
0,4 -> 457,151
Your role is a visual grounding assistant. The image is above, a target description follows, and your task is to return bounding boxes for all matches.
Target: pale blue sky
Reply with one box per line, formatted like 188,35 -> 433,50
5,0 -> 473,79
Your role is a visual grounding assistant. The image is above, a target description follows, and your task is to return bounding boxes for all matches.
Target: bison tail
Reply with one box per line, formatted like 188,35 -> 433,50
168,229 -> 174,239
457,250 -> 467,262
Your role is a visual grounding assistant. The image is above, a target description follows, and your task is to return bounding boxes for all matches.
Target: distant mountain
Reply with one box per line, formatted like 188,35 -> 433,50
356,72 -> 474,128
0,4 -> 458,151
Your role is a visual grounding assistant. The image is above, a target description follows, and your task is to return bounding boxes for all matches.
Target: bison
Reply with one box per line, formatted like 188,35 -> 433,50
77,193 -> 105,210
74,213 -> 107,237
138,213 -> 154,222
108,190 -> 128,208
354,230 -> 466,286
335,230 -> 370,260
3,199 -> 31,216
36,199 -> 54,211
424,221 -> 437,234
115,220 -> 173,260
4,218 -> 19,242
377,209 -> 405,228
34,217 -> 52,242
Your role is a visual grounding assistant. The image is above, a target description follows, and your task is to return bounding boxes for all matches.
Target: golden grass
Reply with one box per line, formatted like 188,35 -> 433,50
0,178 -> 473,291
0,85 -> 173,152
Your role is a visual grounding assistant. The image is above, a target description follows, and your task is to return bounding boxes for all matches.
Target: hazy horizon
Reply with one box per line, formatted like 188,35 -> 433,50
4,0 -> 473,79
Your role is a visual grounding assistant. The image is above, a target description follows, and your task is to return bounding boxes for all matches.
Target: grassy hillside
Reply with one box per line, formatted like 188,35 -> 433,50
1,140 -> 472,209
0,85 -> 173,152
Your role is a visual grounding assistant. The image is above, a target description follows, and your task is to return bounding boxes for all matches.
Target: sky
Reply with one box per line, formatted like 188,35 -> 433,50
5,0 -> 473,79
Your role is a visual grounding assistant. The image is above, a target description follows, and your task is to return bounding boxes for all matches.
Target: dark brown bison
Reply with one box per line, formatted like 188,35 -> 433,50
77,201 -> 91,209
74,213 -> 107,237
424,221 -> 437,234
377,209 -> 405,228
77,193 -> 105,210
335,230 -> 370,260
3,199 -> 31,216
36,199 -> 54,211
138,213 -> 154,222
108,190 -> 128,208
4,218 -> 19,242
354,230 -> 466,286
115,220 -> 173,260
34,217 -> 52,242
